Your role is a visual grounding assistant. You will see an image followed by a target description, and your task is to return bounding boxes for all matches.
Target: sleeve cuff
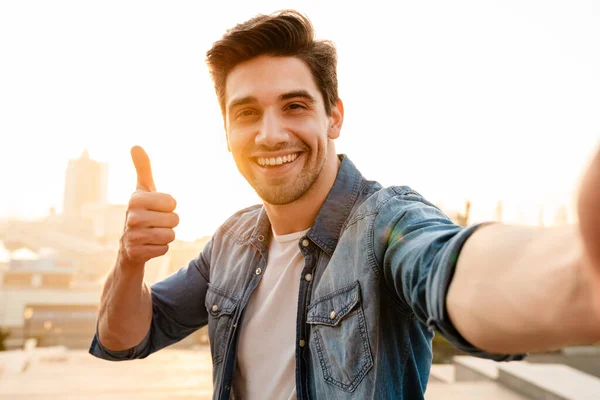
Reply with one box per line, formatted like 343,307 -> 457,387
88,320 -> 151,361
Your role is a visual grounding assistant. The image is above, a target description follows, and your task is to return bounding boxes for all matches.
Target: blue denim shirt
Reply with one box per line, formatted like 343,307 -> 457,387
90,155 -> 524,399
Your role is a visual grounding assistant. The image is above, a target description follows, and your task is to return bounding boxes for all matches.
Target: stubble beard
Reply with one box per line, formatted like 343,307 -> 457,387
244,148 -> 328,206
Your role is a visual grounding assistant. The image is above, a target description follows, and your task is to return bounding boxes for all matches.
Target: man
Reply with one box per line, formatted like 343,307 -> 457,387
89,9 -> 600,400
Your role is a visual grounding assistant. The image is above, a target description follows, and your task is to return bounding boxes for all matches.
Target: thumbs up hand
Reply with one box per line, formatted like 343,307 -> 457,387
119,146 -> 179,268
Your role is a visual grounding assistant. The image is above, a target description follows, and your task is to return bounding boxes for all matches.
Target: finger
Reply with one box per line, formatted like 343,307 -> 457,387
126,244 -> 169,263
131,145 -> 157,192
126,210 -> 179,229
127,228 -> 176,246
129,191 -> 177,212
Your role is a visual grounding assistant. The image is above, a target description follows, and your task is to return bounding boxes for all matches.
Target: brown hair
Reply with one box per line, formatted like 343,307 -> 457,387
206,10 -> 339,118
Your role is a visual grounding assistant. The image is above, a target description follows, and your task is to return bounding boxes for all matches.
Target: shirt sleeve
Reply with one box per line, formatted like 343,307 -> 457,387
89,239 -> 212,361
374,190 -> 525,362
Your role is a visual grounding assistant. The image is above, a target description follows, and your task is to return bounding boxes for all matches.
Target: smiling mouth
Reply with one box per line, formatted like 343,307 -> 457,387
255,153 -> 300,167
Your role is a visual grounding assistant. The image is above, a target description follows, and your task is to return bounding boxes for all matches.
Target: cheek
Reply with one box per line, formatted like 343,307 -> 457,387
227,131 -> 250,155
295,120 -> 329,148
314,129 -> 331,154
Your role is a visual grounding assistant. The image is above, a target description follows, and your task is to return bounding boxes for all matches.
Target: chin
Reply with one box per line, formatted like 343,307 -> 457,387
255,186 -> 305,205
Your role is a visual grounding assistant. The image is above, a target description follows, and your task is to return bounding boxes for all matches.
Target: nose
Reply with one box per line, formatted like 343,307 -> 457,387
255,109 -> 288,147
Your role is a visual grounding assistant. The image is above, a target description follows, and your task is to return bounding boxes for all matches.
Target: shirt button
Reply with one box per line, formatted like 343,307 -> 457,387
299,339 -> 306,347
304,273 -> 312,282
330,311 -> 336,319
255,267 -> 262,275
257,234 -> 265,242
212,305 -> 218,312
301,239 -> 310,247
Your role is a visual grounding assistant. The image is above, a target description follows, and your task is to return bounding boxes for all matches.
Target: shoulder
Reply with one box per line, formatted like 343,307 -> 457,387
351,184 -> 457,254
348,183 -> 445,226
376,186 -> 453,228
214,204 -> 264,244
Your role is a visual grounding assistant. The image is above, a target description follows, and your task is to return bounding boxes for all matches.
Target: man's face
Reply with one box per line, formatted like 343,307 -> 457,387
224,55 -> 340,205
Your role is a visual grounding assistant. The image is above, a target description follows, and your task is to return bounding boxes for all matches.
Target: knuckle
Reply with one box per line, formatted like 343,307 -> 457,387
125,246 -> 141,261
121,231 -> 132,246
128,230 -> 145,245
171,212 -> 180,227
128,192 -> 142,208
126,212 -> 140,228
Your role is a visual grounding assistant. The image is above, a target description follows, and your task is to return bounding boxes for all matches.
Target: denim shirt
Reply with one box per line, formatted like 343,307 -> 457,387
89,155 -> 524,399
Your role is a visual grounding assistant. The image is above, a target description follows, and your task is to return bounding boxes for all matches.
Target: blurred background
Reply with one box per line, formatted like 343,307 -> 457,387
0,0 -> 599,398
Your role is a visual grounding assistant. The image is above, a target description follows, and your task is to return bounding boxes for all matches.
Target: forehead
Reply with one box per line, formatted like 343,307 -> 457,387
225,55 -> 322,106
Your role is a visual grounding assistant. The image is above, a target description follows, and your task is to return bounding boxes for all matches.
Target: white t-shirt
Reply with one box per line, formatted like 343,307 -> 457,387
232,229 -> 308,400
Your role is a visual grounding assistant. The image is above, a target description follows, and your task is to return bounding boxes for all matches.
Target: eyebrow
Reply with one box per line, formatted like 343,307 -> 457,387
227,96 -> 256,113
279,90 -> 317,103
227,90 -> 317,114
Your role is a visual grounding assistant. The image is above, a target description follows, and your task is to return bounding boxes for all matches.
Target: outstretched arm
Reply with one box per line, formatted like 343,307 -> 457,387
448,149 -> 600,354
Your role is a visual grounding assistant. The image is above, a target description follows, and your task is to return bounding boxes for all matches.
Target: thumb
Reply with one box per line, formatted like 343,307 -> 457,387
131,145 -> 156,192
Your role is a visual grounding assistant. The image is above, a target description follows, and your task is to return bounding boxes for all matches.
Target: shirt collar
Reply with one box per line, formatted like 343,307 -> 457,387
308,155 -> 363,256
250,154 -> 364,256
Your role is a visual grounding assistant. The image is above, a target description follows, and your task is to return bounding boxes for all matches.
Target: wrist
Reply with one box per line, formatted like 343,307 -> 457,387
116,249 -> 146,274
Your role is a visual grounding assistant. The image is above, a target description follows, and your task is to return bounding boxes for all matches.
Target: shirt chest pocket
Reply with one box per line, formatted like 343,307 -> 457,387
306,280 -> 373,393
204,285 -> 239,365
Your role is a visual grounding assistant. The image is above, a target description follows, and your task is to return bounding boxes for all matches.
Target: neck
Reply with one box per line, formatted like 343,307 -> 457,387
265,150 -> 340,236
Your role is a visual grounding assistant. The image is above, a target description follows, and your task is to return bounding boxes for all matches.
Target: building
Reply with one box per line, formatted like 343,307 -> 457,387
0,237 -> 209,350
81,203 -> 127,245
0,240 -> 95,349
0,281 -> 101,350
0,242 -> 76,289
62,149 -> 108,219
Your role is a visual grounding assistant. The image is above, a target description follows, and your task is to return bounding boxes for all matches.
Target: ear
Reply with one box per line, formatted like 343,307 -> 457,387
327,99 -> 344,140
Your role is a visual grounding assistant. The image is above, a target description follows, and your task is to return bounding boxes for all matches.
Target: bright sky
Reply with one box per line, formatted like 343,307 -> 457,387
1,1 -> 598,241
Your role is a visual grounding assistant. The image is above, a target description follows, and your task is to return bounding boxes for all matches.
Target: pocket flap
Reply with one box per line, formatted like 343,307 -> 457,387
205,285 -> 239,318
307,281 -> 361,327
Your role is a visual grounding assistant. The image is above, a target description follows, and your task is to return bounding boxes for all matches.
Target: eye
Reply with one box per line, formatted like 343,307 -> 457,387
235,109 -> 259,120
286,103 -> 307,112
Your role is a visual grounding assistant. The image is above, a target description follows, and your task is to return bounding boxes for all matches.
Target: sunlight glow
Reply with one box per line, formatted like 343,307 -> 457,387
1,1 -> 598,241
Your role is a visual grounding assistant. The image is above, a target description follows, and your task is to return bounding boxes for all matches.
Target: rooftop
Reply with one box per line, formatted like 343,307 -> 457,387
4,346 -> 598,399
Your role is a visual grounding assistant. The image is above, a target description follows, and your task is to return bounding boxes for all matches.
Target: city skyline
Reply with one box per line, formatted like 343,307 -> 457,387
1,1 -> 599,242
0,148 -> 582,242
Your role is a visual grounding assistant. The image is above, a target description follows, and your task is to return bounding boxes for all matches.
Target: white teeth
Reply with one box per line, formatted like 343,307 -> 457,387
257,153 -> 298,167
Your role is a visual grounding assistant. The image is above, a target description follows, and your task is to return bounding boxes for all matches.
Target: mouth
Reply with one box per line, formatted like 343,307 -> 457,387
254,152 -> 301,168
